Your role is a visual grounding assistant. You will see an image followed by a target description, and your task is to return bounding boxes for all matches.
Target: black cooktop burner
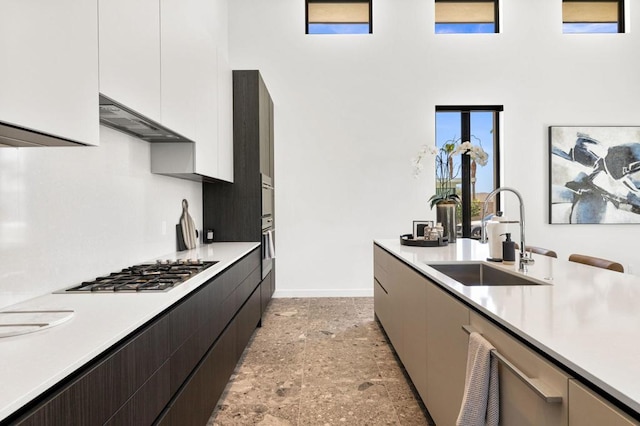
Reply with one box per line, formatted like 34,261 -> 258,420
64,260 -> 218,293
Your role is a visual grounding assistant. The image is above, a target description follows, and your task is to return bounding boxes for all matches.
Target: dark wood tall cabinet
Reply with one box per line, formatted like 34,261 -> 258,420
203,70 -> 275,314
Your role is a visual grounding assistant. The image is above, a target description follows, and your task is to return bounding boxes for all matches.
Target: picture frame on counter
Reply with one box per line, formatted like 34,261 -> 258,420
549,125 -> 640,224
413,220 -> 434,237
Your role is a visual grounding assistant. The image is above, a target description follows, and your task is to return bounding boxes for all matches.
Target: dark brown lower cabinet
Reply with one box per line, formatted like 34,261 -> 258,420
159,286 -> 262,425
260,270 -> 274,318
5,247 -> 273,426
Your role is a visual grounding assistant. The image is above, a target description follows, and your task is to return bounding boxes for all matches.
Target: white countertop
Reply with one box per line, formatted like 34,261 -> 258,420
374,238 -> 640,417
0,242 -> 259,422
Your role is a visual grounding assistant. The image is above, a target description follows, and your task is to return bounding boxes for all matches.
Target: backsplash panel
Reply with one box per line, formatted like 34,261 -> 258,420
0,126 -> 202,309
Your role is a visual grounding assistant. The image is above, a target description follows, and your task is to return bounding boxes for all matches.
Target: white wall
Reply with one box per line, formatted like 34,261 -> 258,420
229,0 -> 640,297
0,128 -> 202,309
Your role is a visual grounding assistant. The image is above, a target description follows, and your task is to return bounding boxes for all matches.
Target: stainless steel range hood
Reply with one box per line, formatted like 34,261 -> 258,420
99,94 -> 194,143
0,121 -> 87,147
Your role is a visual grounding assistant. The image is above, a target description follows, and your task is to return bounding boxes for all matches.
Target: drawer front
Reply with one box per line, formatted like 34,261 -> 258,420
105,360 -> 171,426
568,380 -> 639,426
17,316 -> 170,425
373,245 -> 395,292
470,313 -> 569,426
219,248 -> 260,301
221,265 -> 261,329
373,278 -> 390,327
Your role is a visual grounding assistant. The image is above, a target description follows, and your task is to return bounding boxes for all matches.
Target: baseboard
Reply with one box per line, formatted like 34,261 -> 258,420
273,288 -> 373,298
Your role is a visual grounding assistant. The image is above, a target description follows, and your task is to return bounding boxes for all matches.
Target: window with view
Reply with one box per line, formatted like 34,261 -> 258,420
562,0 -> 624,33
306,0 -> 372,34
435,0 -> 499,34
435,107 -> 502,238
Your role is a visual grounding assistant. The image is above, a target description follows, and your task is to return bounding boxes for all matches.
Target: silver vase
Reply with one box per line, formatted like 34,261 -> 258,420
436,202 -> 457,243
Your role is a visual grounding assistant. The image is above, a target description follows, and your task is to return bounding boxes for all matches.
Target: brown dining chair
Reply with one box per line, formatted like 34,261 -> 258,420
514,244 -> 558,258
527,246 -> 558,258
568,254 -> 624,273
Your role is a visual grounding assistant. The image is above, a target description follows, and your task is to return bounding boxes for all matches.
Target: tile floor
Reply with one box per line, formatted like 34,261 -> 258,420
207,297 -> 435,425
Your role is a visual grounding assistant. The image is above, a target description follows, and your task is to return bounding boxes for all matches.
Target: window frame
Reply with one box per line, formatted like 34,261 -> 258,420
305,0 -> 373,35
435,105 -> 503,238
434,0 -> 500,34
562,0 -> 625,33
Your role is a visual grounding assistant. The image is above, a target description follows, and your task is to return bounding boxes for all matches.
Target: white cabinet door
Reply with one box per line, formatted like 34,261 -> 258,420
160,0 -> 219,179
192,39 -> 218,178
0,0 -> 99,146
160,0 -> 203,143
217,50 -> 234,182
568,380 -> 639,426
98,0 -> 161,122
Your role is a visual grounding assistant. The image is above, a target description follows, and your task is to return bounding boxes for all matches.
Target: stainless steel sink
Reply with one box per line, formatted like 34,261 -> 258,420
427,262 -> 546,286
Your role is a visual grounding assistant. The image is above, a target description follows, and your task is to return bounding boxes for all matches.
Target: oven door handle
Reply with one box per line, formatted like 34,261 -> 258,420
262,228 -> 275,260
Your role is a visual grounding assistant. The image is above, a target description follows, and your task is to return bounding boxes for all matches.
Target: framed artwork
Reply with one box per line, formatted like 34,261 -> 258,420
549,126 -> 640,224
413,220 -> 434,237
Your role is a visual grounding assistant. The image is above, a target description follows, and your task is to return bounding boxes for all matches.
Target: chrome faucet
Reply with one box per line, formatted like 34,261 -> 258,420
480,187 -> 535,272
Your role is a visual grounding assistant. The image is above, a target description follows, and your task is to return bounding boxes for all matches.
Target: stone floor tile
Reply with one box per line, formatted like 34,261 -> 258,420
240,339 -> 306,365
208,297 -> 432,426
208,403 -> 299,425
220,364 -> 303,406
394,399 -> 435,426
297,398 -> 400,426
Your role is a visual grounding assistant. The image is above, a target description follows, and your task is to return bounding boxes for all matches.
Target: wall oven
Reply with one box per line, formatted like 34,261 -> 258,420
261,174 -> 275,279
262,174 -> 273,217
261,217 -> 274,279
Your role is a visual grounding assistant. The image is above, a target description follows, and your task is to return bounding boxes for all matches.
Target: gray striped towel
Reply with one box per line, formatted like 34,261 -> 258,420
456,331 -> 499,426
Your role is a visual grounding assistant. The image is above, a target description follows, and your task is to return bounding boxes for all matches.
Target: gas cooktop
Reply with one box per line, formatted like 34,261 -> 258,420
61,259 -> 218,293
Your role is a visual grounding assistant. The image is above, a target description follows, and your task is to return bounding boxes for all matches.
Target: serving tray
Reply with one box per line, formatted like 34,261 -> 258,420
400,235 -> 448,247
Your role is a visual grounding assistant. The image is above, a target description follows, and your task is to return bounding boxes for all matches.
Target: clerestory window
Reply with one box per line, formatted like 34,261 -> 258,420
306,0 -> 372,34
435,0 -> 499,34
562,0 -> 625,33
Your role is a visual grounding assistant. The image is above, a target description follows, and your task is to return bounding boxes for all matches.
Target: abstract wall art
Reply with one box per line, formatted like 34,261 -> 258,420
549,126 -> 640,224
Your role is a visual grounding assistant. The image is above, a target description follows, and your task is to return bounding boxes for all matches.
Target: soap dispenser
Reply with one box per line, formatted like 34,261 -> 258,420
502,233 -> 516,264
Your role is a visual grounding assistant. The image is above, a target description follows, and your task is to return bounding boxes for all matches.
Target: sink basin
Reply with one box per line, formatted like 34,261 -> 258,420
427,262 -> 545,286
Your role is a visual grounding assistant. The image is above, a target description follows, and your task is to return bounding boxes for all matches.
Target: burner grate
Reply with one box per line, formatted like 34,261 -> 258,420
64,260 -> 218,293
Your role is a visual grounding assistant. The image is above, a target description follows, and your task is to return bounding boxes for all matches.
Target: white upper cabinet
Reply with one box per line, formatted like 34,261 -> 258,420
160,0 -> 206,143
192,37 -> 219,178
150,0 -> 232,181
0,0 -> 99,146
217,50 -> 233,182
98,0 -> 161,122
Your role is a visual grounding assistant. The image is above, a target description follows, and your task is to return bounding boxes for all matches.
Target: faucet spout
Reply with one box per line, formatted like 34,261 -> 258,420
480,187 -> 534,272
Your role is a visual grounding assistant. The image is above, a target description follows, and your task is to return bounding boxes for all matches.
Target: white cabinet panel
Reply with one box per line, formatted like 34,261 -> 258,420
98,0 -> 161,122
0,0 -> 99,146
217,51 -> 233,182
192,40 -> 218,178
159,0 -> 220,180
160,0 -> 203,143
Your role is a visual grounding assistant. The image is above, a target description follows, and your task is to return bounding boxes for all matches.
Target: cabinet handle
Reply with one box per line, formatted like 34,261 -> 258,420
461,325 -> 563,404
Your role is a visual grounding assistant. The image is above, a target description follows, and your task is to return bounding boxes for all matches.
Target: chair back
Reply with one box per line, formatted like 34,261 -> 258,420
527,246 -> 558,258
568,254 -> 624,273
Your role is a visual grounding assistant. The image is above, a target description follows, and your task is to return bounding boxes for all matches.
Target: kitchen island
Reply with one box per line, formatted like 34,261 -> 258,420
374,238 -> 640,425
0,242 -> 261,424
